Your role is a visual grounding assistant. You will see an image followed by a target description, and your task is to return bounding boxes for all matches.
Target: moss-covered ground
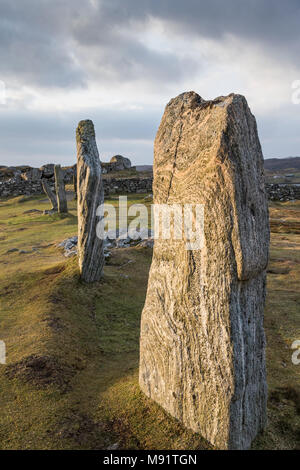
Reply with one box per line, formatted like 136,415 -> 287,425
0,194 -> 299,449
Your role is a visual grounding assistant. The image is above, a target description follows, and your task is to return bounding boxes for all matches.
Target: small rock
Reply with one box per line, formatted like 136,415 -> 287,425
43,209 -> 57,215
23,209 -> 42,214
107,442 -> 119,450
138,238 -> 154,248
116,237 -> 131,248
119,274 -> 129,279
64,250 -> 77,258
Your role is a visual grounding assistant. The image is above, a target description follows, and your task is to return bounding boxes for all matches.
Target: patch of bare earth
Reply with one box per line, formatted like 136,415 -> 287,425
5,354 -> 76,392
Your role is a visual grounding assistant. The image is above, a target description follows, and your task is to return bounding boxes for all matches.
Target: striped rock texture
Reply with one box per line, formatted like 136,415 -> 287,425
76,120 -> 104,282
139,92 -> 270,449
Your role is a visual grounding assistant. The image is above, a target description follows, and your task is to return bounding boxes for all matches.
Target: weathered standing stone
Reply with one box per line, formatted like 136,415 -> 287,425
54,165 -> 68,214
76,120 -> 104,282
41,178 -> 57,211
139,92 -> 270,450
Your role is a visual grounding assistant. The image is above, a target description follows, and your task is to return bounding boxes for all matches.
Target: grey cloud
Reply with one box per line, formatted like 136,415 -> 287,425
94,0 -> 300,68
1,0 -> 299,88
0,106 -> 161,166
0,0 -> 199,88
79,39 -> 197,85
98,0 -> 300,45
1,100 -> 299,167
0,0 -> 87,87
0,106 -> 160,141
256,104 -> 300,157
0,0 -> 299,166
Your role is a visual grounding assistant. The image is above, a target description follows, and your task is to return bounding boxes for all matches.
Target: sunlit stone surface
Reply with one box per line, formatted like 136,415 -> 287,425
139,92 -> 270,450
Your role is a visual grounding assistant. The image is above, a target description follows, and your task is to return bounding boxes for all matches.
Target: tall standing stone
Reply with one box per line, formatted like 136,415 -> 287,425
54,165 -> 68,214
76,120 -> 104,282
139,92 -> 270,450
41,178 -> 57,212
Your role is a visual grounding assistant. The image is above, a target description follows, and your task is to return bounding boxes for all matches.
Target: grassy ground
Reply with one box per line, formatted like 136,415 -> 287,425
0,194 -> 299,450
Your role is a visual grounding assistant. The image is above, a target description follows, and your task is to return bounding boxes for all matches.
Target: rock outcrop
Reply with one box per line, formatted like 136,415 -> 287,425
40,164 -> 55,179
76,119 -> 104,282
110,155 -> 131,170
139,92 -> 270,450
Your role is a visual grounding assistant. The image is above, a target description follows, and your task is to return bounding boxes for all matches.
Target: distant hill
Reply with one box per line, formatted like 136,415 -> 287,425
264,157 -> 300,171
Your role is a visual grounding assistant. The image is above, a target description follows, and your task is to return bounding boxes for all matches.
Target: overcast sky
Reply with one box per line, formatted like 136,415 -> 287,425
0,0 -> 300,167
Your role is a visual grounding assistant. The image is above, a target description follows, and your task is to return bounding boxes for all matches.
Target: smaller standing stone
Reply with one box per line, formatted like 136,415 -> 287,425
41,178 -> 57,211
76,119 -> 104,282
54,165 -> 68,214
73,164 -> 77,200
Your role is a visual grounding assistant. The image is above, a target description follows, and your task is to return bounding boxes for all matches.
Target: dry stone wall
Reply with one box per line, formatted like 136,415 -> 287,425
0,167 -> 299,201
0,174 -> 153,198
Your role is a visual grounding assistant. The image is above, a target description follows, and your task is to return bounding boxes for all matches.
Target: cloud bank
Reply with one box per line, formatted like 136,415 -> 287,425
0,0 -> 299,166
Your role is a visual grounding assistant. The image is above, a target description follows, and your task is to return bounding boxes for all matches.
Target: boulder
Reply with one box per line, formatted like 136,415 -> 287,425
110,155 -> 131,170
40,164 -> 55,179
139,92 -> 270,450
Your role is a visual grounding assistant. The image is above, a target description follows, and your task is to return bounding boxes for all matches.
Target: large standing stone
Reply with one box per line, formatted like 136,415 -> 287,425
139,92 -> 270,450
54,165 -> 68,214
76,120 -> 104,282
